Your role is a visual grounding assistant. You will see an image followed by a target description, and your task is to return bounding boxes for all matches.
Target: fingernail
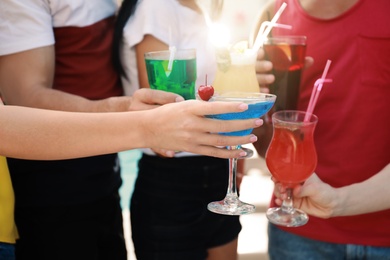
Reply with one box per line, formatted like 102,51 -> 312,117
264,61 -> 273,70
266,74 -> 275,83
175,96 -> 185,102
239,151 -> 247,157
238,103 -> 248,110
255,119 -> 263,126
165,151 -> 175,157
249,135 -> 258,142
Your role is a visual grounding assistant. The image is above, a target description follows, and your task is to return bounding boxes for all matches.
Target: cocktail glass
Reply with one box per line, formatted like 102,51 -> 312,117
263,36 -> 306,114
265,110 -> 317,227
144,49 -> 197,100
207,92 -> 276,215
213,44 -> 260,158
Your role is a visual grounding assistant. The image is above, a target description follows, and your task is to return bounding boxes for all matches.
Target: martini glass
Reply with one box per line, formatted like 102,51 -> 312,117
207,92 -> 276,215
265,110 -> 317,226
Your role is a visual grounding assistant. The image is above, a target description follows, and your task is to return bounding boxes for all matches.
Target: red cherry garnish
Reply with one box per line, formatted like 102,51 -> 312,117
198,75 -> 214,101
199,85 -> 214,101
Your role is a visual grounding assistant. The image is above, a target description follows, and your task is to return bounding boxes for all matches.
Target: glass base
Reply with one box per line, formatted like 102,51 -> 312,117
208,197 -> 255,216
266,207 -> 309,227
239,147 -> 254,159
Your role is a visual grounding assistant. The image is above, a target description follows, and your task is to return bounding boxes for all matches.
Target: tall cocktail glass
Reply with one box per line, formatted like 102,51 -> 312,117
207,92 -> 276,215
144,49 -> 197,100
263,36 -> 306,113
266,110 -> 317,227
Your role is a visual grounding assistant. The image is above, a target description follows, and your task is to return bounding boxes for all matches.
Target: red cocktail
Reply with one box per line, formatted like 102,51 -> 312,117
265,110 -> 317,227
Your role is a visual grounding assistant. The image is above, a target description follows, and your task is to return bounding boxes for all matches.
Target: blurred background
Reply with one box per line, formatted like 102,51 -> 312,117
118,1 -> 272,259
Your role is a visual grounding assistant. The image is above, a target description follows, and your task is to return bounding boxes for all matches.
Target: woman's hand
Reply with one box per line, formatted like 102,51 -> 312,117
139,99 -> 263,158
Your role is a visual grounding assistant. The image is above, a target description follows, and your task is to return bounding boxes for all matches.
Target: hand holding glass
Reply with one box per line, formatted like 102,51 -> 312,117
266,110 -> 317,226
207,92 -> 276,215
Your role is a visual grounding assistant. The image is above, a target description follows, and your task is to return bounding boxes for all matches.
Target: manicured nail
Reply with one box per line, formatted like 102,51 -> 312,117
249,135 -> 258,142
238,103 -> 248,110
165,150 -> 175,157
254,119 -> 263,126
239,151 -> 247,157
175,96 -> 185,102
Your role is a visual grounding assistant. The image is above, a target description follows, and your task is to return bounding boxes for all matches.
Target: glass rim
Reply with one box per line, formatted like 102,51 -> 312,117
272,110 -> 318,124
210,92 -> 276,103
263,35 -> 307,45
144,49 -> 196,60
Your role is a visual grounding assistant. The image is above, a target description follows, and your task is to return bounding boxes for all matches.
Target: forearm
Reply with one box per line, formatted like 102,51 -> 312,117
4,85 -> 131,113
0,46 -> 132,113
0,106 -> 145,159
334,163 -> 390,216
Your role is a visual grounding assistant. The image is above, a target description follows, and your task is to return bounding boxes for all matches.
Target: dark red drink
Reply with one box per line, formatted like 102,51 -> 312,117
263,36 -> 306,114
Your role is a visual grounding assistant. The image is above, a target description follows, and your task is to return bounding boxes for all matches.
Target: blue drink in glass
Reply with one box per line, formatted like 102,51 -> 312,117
207,92 -> 276,215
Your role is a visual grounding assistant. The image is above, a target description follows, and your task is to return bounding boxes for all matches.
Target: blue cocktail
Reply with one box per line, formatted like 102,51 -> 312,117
207,92 -> 276,215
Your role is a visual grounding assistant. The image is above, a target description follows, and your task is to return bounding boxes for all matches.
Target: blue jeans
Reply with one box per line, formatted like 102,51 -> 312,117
0,242 -> 15,260
268,224 -> 390,260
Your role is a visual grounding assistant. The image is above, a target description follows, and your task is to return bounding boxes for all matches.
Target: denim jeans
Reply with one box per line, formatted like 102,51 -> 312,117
0,242 -> 15,260
268,224 -> 390,260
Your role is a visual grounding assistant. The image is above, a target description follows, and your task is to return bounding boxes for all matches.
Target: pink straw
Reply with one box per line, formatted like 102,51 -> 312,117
304,60 -> 333,122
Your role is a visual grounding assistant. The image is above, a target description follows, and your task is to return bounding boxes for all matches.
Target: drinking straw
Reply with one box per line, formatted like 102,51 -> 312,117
252,22 -> 292,52
252,2 -> 289,52
167,45 -> 176,72
166,27 -> 176,76
304,60 -> 333,122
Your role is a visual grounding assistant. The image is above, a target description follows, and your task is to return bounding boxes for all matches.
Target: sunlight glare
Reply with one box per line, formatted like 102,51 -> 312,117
208,23 -> 231,48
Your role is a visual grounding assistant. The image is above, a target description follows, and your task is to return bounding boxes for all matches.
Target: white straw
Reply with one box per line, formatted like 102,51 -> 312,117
252,2 -> 288,52
166,27 -> 176,76
264,2 -> 287,38
252,21 -> 292,52
167,46 -> 176,72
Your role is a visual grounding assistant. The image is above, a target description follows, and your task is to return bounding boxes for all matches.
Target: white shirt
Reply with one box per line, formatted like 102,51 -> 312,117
0,0 -> 117,55
120,0 -> 217,96
120,0 -> 218,157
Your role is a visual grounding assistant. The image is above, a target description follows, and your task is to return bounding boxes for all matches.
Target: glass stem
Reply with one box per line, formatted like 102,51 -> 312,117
281,187 -> 294,214
226,145 -> 240,198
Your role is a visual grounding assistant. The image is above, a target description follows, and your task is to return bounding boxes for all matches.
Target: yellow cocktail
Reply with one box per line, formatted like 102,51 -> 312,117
213,45 -> 259,94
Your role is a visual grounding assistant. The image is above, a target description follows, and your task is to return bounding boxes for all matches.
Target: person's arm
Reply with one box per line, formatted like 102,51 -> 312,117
274,164 -> 390,218
0,46 -> 133,112
0,90 -> 262,160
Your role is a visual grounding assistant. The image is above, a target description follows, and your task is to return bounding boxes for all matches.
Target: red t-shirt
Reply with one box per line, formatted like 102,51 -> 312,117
53,16 -> 122,99
271,0 -> 390,246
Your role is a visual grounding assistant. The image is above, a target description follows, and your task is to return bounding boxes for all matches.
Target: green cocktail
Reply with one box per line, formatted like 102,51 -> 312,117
144,49 -> 197,100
